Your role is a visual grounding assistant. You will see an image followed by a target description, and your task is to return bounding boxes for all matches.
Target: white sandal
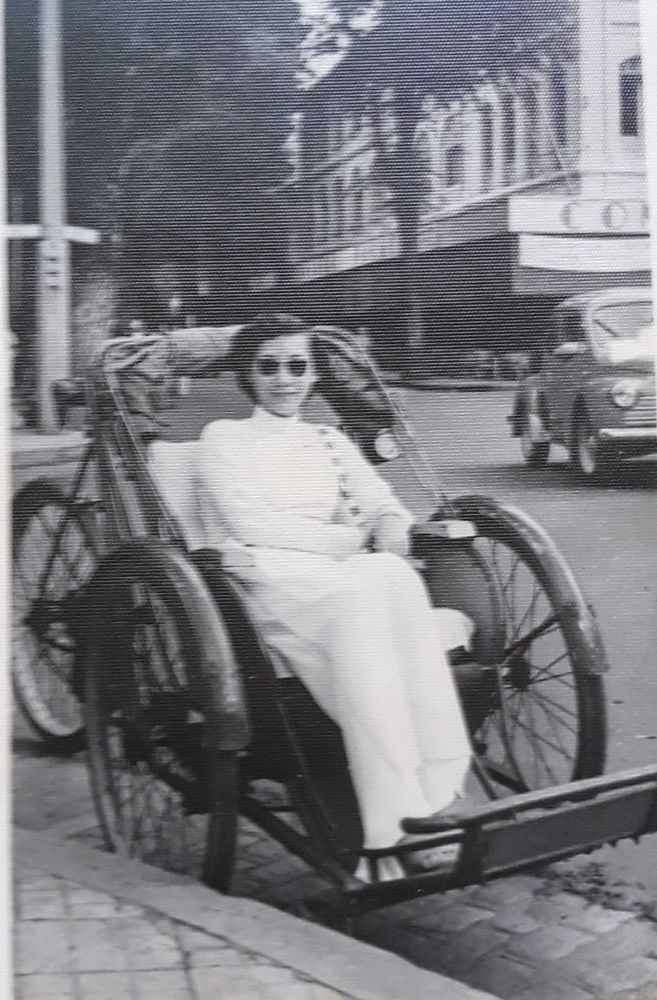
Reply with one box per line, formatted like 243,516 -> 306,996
354,855 -> 407,883
397,839 -> 461,873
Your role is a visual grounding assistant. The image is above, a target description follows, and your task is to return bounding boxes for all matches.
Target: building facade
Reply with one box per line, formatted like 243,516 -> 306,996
281,0 -> 650,372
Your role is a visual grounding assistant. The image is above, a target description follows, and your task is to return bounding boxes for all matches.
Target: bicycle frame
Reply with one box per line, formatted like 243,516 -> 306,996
66,342 -> 186,555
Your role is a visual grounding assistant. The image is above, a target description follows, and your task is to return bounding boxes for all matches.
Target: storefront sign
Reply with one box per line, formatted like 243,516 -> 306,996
509,196 -> 650,235
518,234 -> 651,272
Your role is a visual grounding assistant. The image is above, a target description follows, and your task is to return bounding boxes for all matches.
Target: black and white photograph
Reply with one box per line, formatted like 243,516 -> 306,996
6,1 -> 657,998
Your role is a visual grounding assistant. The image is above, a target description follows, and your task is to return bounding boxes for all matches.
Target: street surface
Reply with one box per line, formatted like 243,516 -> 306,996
13,386 -> 657,998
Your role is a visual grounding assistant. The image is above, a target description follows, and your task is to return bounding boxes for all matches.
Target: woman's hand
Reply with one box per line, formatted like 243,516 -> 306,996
370,514 -> 410,557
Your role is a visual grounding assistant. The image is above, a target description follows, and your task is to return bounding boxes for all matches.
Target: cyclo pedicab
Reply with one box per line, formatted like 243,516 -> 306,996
12,324 -> 657,921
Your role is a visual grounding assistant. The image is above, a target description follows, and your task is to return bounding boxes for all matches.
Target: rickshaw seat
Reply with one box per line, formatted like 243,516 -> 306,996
148,440 -> 206,549
148,438 -> 477,658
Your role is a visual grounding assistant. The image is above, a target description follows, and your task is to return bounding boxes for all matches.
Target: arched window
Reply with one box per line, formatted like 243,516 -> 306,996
480,105 -> 494,190
327,175 -> 342,242
551,65 -> 567,148
313,187 -> 328,249
502,92 -> 515,174
414,128 -> 436,209
344,169 -> 365,233
523,87 -> 539,176
620,56 -> 642,137
446,146 -> 465,188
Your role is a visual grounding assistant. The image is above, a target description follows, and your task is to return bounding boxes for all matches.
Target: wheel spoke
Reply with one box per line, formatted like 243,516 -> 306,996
499,614 -> 560,665
13,493 -> 95,746
510,577 -> 544,645
530,671 -> 575,687
527,699 -> 577,767
521,685 -> 578,729
513,688 -> 576,765
510,713 -> 574,764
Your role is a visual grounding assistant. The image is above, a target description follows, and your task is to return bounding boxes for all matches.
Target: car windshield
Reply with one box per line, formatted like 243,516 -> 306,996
592,301 -> 652,339
591,301 -> 655,363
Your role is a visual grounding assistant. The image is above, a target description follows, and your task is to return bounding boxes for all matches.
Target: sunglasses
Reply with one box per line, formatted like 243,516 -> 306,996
255,357 -> 309,378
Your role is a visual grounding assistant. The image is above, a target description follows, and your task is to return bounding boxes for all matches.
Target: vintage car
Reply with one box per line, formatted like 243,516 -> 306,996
509,287 -> 656,477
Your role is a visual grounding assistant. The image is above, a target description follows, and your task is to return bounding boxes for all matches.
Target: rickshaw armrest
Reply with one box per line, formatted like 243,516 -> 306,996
411,520 -> 477,550
218,547 -> 257,571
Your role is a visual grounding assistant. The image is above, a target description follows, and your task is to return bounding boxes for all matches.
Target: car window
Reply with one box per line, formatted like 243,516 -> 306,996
559,312 -> 586,344
591,301 -> 652,340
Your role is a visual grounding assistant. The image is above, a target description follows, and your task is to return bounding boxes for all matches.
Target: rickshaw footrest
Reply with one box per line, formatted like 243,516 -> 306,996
402,764 -> 657,833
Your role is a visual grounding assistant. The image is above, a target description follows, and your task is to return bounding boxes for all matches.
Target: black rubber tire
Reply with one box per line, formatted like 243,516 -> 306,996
520,414 -> 550,468
12,479 -> 95,753
433,497 -> 607,793
84,542 -> 239,891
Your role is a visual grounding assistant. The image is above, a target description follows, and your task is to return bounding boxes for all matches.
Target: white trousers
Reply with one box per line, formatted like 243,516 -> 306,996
231,549 -> 472,849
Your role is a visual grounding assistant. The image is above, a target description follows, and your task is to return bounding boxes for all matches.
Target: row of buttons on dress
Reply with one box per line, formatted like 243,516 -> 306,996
316,426 -> 363,522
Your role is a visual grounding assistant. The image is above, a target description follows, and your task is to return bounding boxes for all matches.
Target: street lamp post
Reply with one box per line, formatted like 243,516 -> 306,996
37,0 -> 70,432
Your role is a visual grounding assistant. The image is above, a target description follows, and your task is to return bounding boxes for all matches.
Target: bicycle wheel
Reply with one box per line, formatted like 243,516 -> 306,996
12,479 -> 96,752
453,497 -> 607,792
84,542 -> 240,891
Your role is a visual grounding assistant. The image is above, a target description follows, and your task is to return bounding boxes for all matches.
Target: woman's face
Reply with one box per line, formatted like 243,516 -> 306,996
250,333 -> 315,418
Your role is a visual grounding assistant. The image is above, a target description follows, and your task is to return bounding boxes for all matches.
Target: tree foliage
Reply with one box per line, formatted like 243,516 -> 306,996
5,0 -> 576,330
61,0 -> 303,235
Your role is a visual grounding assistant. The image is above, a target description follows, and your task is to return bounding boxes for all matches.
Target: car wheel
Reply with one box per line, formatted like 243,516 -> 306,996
573,410 -> 604,479
520,413 -> 550,468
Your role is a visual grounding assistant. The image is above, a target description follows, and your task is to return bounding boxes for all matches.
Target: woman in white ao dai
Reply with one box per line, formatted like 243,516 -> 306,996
196,314 -> 472,865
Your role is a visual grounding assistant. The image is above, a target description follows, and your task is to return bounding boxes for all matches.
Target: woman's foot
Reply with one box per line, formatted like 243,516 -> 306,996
355,855 -> 407,883
396,838 -> 461,874
402,792 -> 479,833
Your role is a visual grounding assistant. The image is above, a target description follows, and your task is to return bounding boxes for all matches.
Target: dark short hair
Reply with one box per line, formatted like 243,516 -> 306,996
231,312 -> 312,400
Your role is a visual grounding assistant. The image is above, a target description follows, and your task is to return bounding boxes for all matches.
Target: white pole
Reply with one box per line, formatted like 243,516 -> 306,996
0,0 -> 12,993
38,0 -> 70,431
0,0 -> 7,340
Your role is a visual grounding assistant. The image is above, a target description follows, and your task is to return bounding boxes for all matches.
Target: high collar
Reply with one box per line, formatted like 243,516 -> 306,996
250,405 -> 302,431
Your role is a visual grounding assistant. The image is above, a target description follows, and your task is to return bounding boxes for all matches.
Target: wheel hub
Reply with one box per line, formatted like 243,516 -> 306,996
24,599 -> 68,642
503,654 -> 532,692
118,710 -> 207,812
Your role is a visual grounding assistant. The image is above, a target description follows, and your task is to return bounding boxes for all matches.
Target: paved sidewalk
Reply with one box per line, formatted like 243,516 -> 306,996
16,863 -> 352,1000
14,827 -> 494,1000
17,807 -> 657,1000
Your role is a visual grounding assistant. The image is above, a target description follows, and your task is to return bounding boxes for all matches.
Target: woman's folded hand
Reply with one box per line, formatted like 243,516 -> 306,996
370,514 -> 410,557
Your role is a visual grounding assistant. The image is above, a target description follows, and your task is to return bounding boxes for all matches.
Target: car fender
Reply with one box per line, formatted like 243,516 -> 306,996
577,376 -> 634,435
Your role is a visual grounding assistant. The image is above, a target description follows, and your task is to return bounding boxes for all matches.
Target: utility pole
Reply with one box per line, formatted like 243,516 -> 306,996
1,0 -> 7,344
38,0 -> 70,432
0,3 -> 13,996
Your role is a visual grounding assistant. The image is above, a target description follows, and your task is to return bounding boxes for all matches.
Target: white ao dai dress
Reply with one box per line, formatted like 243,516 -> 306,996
196,406 -> 471,850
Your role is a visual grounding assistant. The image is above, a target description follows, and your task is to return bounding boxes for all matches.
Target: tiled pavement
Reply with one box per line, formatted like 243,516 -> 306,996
15,864 -> 353,1000
14,830 -> 494,1000
45,806 -> 657,1000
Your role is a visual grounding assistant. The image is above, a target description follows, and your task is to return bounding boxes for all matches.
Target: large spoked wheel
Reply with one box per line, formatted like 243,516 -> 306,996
84,542 -> 242,892
464,497 -> 606,791
12,479 -> 96,753
430,498 -> 607,793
